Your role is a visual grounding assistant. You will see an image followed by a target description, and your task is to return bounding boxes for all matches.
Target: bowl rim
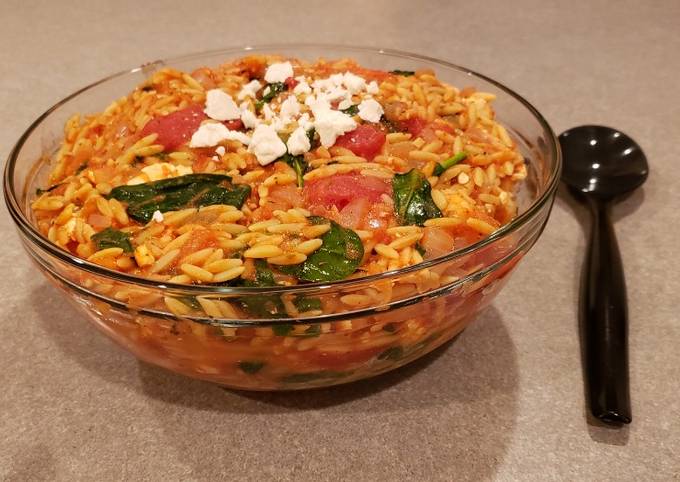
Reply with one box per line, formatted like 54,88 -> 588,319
3,42 -> 561,295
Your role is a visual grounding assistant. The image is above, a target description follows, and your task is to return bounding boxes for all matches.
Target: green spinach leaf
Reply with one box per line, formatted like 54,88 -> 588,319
108,173 -> 250,223
255,82 -> 286,110
390,70 -> 415,76
279,153 -> 307,188
433,151 -> 467,176
392,169 -> 442,226
238,361 -> 265,374
35,183 -> 63,196
91,228 -> 133,253
279,216 -> 364,282
341,104 -> 359,116
237,259 -> 287,318
293,296 -> 322,312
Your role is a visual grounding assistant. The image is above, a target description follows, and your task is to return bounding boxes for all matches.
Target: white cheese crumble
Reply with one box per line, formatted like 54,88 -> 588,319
342,72 -> 366,94
358,98 -> 384,123
367,81 -> 379,94
287,126 -> 311,155
264,62 -> 294,83
297,113 -> 313,130
279,96 -> 301,122
215,146 -> 226,156
190,122 -> 250,148
248,124 -> 287,165
152,210 -> 164,223
313,109 -> 357,147
127,163 -> 193,185
293,78 -> 312,95
204,89 -> 240,121
338,98 -> 354,111
237,80 -> 262,101
240,103 -> 260,129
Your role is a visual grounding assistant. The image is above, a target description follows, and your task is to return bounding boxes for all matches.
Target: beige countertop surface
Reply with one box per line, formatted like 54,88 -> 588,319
1,1 -> 678,480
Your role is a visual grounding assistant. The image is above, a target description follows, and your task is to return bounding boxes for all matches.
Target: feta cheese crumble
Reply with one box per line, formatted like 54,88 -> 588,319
264,62 -> 294,83
127,163 -> 193,185
240,103 -> 260,129
152,210 -> 164,223
237,80 -> 262,101
293,78 -> 312,95
313,109 -> 357,147
287,126 -> 311,155
204,89 -> 240,121
215,146 -> 226,156
358,98 -> 384,123
248,124 -> 287,165
190,123 -> 250,148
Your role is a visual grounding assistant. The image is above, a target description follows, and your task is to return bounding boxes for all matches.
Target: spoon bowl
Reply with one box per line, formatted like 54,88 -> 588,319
559,125 -> 648,200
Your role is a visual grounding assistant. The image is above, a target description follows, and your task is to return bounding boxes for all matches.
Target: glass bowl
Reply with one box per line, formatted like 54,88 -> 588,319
3,44 -> 560,390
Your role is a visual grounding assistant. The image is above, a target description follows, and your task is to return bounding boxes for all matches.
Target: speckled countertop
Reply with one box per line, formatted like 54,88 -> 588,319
1,1 -> 678,480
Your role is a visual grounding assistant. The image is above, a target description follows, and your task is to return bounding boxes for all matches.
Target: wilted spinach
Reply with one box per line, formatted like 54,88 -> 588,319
392,169 -> 442,226
255,82 -> 287,110
293,296 -> 322,312
340,104 -> 359,116
91,228 -> 133,253
433,151 -> 467,176
279,153 -> 307,188
108,174 -> 250,223
238,361 -> 265,374
390,70 -> 415,76
279,216 -> 364,282
35,183 -> 63,196
237,259 -> 287,318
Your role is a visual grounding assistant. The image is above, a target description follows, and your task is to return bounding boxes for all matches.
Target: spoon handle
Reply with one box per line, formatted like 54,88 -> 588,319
583,200 -> 632,424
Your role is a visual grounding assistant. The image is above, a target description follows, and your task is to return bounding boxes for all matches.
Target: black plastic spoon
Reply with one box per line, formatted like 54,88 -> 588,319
559,125 -> 648,425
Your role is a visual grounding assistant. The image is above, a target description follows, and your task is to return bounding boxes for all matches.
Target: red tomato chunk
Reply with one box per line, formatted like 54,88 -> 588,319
333,124 -> 386,160
304,173 -> 390,211
140,104 -> 206,150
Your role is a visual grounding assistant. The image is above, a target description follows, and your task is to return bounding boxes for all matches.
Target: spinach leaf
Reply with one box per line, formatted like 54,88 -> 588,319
306,127 -> 317,147
301,325 -> 321,337
108,174 -> 250,223
392,169 -> 442,226
255,82 -> 286,110
341,104 -> 359,116
237,259 -> 287,318
272,324 -> 293,336
35,183 -> 63,196
377,346 -> 405,361
433,151 -> 467,176
175,296 -> 200,310
280,153 -> 307,188
382,323 -> 399,333
293,296 -> 322,312
91,228 -> 133,253
390,70 -> 415,76
279,216 -> 364,282
238,361 -> 265,374
380,115 -> 401,133
415,243 -> 426,256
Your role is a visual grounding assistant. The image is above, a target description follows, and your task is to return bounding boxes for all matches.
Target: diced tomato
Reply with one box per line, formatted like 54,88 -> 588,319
177,229 -> 218,265
284,77 -> 298,90
420,226 -> 456,258
304,173 -> 390,211
333,124 -> 386,160
223,119 -> 244,131
140,104 -> 206,150
252,184 -> 304,220
87,213 -> 111,230
399,117 -> 428,137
